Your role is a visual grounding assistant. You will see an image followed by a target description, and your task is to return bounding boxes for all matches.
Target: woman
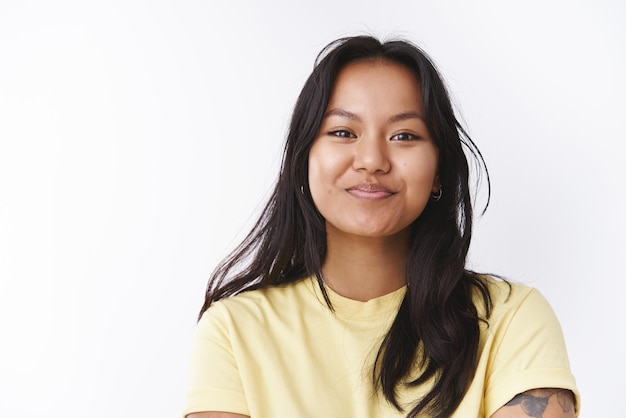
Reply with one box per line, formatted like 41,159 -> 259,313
183,36 -> 579,418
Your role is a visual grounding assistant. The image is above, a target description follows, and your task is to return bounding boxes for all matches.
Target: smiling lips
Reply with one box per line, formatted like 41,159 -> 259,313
346,183 -> 396,200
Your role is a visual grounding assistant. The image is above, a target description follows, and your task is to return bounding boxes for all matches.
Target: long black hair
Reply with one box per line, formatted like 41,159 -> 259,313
199,35 -> 493,418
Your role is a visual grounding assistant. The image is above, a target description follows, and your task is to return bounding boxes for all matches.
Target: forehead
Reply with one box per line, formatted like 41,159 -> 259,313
328,60 -> 424,111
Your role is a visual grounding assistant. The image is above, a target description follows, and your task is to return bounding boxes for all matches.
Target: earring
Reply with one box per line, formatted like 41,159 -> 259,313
300,186 -> 305,195
431,187 -> 442,202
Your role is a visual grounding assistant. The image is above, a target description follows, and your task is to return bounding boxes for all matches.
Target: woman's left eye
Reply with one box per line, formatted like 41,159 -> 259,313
391,132 -> 421,141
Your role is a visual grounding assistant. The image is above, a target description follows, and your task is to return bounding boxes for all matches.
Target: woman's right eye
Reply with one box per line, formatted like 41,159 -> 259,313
328,130 -> 356,138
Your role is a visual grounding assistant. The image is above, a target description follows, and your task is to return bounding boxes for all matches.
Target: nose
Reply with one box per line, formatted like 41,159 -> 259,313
352,135 -> 391,174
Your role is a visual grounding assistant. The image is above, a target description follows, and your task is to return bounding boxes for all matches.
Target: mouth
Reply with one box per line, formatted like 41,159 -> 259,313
346,183 -> 396,200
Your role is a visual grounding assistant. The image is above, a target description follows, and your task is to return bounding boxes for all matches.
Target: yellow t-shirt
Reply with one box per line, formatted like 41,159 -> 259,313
184,277 -> 579,417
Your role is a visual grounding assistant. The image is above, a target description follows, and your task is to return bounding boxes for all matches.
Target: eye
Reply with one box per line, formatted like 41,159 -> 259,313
390,132 -> 421,141
328,129 -> 357,139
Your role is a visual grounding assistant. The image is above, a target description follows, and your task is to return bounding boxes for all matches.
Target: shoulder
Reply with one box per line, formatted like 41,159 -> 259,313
476,275 -> 552,321
192,278 -> 317,371
477,276 -> 568,358
475,276 -> 580,416
199,278 -> 315,328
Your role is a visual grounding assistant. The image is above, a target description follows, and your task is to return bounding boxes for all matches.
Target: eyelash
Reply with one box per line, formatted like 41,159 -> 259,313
328,130 -> 356,138
328,130 -> 421,141
391,132 -> 421,141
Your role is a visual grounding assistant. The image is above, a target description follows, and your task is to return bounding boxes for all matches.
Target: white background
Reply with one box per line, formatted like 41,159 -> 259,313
1,1 -> 624,417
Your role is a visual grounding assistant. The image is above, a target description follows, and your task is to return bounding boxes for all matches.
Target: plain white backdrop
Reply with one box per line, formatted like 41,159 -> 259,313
1,0 -> 624,416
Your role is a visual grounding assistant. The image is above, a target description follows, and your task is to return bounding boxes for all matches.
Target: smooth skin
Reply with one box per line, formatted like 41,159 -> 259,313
186,61 -> 576,418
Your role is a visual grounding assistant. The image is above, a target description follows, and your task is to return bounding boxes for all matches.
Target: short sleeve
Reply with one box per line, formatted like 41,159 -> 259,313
182,303 -> 250,417
484,287 -> 580,417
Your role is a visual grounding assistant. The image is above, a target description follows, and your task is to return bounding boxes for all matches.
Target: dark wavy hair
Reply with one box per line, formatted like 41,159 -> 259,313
199,35 -> 493,418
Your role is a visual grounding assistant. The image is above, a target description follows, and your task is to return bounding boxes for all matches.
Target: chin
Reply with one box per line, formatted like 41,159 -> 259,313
336,224 -> 410,239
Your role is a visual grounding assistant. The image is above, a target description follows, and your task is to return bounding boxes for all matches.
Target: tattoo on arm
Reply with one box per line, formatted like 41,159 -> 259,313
504,388 -> 574,417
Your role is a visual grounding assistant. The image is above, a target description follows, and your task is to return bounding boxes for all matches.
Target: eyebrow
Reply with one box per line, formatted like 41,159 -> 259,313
388,111 -> 425,123
324,108 -> 425,123
324,108 -> 362,122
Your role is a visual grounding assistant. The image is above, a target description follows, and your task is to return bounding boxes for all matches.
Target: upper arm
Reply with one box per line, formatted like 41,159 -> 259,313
186,413 -> 250,418
490,388 -> 576,418
183,307 -> 250,416
484,287 -> 579,416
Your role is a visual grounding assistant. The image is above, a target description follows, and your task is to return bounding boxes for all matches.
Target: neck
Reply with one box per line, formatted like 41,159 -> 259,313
321,227 -> 410,302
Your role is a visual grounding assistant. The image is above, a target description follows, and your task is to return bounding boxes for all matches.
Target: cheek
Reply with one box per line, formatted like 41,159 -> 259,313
401,152 -> 438,181
308,144 -> 343,190
307,149 -> 320,185
308,147 -> 348,218
307,147 -> 327,204
308,163 -> 334,209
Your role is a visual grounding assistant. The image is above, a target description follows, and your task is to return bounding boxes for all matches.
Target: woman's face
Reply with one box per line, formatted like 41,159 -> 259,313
308,60 -> 440,241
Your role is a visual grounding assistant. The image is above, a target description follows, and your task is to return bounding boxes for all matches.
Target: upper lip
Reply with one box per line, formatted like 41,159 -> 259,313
347,183 -> 396,193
